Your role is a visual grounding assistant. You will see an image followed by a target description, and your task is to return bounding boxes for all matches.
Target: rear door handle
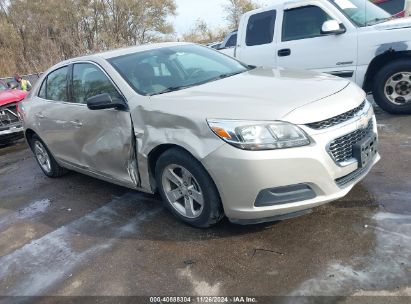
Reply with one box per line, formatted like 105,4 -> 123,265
35,113 -> 45,119
278,48 -> 291,57
70,120 -> 83,128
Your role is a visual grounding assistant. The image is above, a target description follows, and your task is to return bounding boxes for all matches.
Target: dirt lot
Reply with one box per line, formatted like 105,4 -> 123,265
0,108 -> 410,302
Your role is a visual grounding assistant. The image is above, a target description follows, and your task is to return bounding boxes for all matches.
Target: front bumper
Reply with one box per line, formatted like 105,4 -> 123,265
0,122 -> 24,143
201,114 -> 380,223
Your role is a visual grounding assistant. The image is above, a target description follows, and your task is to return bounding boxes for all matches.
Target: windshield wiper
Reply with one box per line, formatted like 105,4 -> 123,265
366,17 -> 391,26
150,85 -> 191,96
218,71 -> 246,79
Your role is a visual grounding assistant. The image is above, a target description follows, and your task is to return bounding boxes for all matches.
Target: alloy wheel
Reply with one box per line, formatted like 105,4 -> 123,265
34,141 -> 51,173
161,164 -> 204,219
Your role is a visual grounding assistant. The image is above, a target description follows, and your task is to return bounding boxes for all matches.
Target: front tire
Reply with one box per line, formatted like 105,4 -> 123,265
373,59 -> 411,114
155,148 -> 224,228
31,135 -> 67,178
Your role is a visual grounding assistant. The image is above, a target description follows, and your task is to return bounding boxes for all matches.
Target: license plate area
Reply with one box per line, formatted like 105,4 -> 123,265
353,134 -> 378,168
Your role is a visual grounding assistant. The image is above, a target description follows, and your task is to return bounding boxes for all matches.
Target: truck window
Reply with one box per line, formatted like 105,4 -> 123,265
246,10 -> 276,46
282,6 -> 332,42
225,33 -> 237,48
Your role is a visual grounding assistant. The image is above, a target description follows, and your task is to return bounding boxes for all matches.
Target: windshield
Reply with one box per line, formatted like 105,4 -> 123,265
109,44 -> 250,96
331,0 -> 392,27
0,81 -> 7,91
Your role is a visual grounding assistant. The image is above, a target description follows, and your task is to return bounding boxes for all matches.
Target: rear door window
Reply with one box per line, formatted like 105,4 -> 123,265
44,67 -> 68,102
246,10 -> 277,46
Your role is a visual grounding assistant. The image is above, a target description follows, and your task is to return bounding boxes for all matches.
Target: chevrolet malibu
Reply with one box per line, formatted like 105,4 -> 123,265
20,43 -> 380,227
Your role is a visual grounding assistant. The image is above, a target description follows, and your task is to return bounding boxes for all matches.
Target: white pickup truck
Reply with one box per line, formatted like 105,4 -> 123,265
219,0 -> 411,114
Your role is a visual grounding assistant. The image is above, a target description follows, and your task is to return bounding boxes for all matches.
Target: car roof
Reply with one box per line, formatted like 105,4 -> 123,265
244,0 -> 323,15
71,42 -> 193,62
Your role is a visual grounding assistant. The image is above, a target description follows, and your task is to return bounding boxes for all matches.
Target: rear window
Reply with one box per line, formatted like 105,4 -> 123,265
246,10 -> 276,46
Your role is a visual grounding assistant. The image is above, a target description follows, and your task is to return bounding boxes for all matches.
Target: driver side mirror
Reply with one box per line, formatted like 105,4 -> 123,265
86,93 -> 128,111
7,81 -> 19,89
321,20 -> 346,35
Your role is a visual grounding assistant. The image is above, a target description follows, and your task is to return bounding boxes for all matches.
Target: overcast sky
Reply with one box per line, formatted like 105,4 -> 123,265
172,0 -> 275,37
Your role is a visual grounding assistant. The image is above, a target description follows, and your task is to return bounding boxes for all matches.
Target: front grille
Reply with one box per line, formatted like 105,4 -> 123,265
328,119 -> 374,164
307,101 -> 366,130
0,103 -> 20,128
335,162 -> 372,188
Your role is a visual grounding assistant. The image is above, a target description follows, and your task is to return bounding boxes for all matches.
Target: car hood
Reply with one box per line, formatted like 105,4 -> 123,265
149,67 -> 364,124
0,89 -> 27,107
374,17 -> 411,31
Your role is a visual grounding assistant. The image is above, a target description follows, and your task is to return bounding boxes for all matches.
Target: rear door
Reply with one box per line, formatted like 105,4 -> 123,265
276,2 -> 358,81
35,66 -> 75,162
236,9 -> 278,67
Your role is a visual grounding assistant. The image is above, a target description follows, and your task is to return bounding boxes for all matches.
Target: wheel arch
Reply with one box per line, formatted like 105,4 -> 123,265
24,128 -> 37,150
363,50 -> 411,93
147,143 -> 218,196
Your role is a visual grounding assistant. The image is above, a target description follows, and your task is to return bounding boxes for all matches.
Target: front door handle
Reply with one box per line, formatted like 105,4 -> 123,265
278,48 -> 291,57
70,120 -> 83,128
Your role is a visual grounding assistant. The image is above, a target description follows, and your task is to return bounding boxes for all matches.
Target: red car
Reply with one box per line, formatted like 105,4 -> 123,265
0,80 -> 27,144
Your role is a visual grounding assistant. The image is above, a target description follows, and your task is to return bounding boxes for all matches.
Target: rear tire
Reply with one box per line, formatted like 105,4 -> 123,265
155,148 -> 224,228
30,135 -> 67,178
373,59 -> 411,114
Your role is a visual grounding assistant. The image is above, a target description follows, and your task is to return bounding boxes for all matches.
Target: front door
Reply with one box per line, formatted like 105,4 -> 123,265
276,4 -> 358,82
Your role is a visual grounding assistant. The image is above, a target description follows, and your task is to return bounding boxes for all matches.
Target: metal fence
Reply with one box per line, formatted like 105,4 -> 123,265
0,73 -> 42,86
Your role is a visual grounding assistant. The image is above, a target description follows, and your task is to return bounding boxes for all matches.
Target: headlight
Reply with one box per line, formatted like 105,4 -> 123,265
207,119 -> 311,151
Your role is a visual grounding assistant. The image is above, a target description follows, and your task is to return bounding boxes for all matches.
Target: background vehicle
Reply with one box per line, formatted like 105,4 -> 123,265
0,80 -> 26,144
372,0 -> 407,17
207,41 -> 223,49
218,0 -> 411,114
21,43 -> 379,228
217,30 -> 238,53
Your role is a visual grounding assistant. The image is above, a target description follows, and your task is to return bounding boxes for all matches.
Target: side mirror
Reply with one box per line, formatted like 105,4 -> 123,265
7,81 -> 19,89
86,93 -> 127,111
321,20 -> 346,35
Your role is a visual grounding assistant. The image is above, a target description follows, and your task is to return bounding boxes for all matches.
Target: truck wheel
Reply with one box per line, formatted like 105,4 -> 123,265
31,135 -> 67,178
155,148 -> 224,228
373,59 -> 411,114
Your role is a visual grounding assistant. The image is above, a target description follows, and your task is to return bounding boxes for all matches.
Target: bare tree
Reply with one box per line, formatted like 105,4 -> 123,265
0,0 -> 176,76
182,19 -> 226,44
223,0 -> 259,29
